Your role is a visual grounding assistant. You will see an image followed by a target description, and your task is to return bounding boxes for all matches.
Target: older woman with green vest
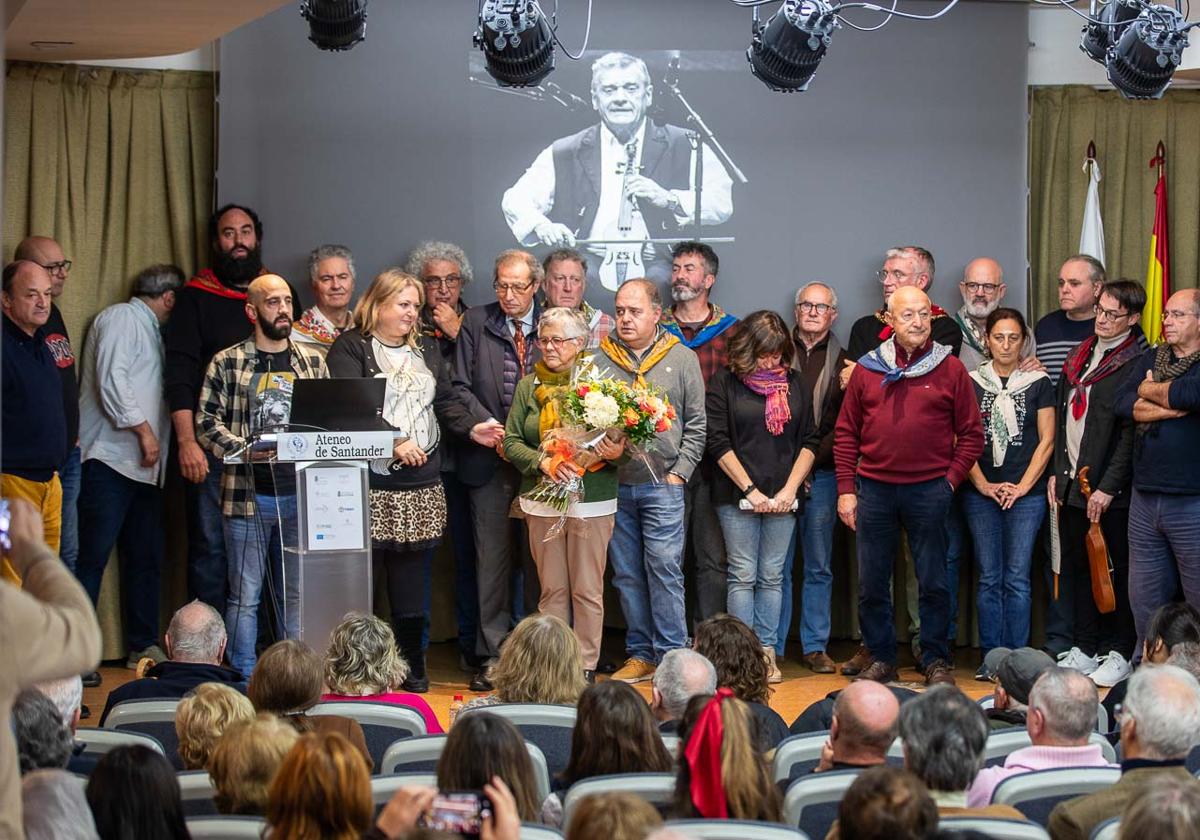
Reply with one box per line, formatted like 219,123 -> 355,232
503,307 -> 626,681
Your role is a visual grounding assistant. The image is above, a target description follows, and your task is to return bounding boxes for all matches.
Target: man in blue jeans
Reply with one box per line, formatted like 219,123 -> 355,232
601,279 -> 707,683
835,287 -> 984,687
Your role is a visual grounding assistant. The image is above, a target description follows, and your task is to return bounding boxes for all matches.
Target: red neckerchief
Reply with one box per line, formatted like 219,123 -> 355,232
685,687 -> 734,818
185,268 -> 249,300
1063,333 -> 1141,420
876,304 -> 947,340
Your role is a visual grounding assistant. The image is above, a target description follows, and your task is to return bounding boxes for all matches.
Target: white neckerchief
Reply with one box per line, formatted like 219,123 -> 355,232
970,361 -> 1048,467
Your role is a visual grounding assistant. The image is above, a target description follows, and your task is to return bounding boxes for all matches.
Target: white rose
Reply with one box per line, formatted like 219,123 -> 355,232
581,391 -> 620,429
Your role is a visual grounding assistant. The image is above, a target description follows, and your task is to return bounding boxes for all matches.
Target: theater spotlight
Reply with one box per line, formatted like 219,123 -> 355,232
748,0 -> 841,92
1105,5 -> 1190,98
1079,0 -> 1140,64
475,0 -> 556,87
300,0 -> 367,51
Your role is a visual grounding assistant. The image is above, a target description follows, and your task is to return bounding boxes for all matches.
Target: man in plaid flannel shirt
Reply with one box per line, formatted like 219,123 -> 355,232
195,274 -> 327,676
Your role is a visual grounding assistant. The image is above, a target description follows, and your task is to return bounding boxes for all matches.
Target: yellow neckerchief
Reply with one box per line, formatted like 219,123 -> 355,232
532,360 -> 574,437
600,330 -> 679,386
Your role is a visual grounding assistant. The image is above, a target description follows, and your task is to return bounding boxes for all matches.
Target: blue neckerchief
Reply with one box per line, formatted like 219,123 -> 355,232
663,313 -> 737,349
858,338 -> 952,386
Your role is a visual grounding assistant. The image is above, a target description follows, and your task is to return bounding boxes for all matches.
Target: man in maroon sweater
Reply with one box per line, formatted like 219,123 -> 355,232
835,287 -> 984,686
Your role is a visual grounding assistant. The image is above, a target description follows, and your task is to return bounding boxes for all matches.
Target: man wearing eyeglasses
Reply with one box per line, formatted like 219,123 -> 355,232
407,241 -> 473,360
541,249 -> 614,349
445,249 -> 543,691
954,258 -> 1038,373
292,244 -> 356,357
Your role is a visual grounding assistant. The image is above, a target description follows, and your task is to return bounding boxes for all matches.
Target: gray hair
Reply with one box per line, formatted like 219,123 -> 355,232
131,264 -> 184,298
886,245 -> 936,287
14,689 -> 73,773
307,244 -> 356,282
1167,641 -> 1200,683
1063,253 -> 1107,285
1120,773 -> 1200,839
538,307 -> 589,341
898,685 -> 988,793
1123,665 -> 1200,760
653,649 -> 717,719
22,770 -> 99,840
403,241 -> 474,285
794,282 -> 839,309
494,248 -> 544,285
32,676 -> 82,729
591,51 -> 651,93
1029,667 -> 1097,743
166,600 -> 226,664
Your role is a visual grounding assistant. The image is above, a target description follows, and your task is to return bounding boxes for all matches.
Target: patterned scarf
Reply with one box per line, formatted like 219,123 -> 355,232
858,337 -> 952,386
1152,343 -> 1200,383
185,268 -> 248,300
970,362 -> 1048,467
1063,333 -> 1141,420
954,306 -> 986,355
740,367 -> 792,436
874,304 -> 949,340
532,360 -> 574,437
600,330 -> 679,386
661,304 -> 738,348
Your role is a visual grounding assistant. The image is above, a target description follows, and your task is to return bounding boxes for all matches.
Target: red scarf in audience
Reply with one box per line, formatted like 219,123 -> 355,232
185,268 -> 249,300
740,367 -> 791,436
1062,333 -> 1141,419
685,687 -> 735,818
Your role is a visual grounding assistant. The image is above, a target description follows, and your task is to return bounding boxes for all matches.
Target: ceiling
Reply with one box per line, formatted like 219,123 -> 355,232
4,0 -> 290,62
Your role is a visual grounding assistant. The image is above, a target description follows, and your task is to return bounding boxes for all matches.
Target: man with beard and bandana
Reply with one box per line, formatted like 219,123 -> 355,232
194,274 -> 326,676
165,204 -> 300,615
954,258 -> 1038,372
659,241 -> 737,625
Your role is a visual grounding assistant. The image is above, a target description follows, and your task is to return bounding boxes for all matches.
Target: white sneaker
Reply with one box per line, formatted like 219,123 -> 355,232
1057,647 -> 1101,675
1089,650 -> 1133,687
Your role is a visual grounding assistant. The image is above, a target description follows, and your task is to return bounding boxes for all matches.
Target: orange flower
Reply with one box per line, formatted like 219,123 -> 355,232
623,408 -> 639,427
655,419 -> 669,433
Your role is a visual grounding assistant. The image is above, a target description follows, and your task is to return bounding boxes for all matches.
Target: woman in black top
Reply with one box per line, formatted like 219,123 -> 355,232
705,310 -> 818,680
326,269 -> 455,692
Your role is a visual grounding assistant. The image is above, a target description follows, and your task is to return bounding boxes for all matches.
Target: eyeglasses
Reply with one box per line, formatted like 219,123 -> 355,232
1164,309 -> 1199,321
424,274 -> 462,289
494,280 -> 535,295
877,268 -> 911,284
1094,304 -> 1130,322
536,335 -> 581,350
40,260 -> 71,276
963,282 -> 1000,294
797,301 -> 835,315
896,310 -> 932,324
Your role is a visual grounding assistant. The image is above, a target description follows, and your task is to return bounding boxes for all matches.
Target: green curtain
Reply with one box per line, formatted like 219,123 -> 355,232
1029,85 -> 1200,320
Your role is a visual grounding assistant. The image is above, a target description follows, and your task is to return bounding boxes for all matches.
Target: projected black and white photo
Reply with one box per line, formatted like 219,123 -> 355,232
484,51 -> 745,291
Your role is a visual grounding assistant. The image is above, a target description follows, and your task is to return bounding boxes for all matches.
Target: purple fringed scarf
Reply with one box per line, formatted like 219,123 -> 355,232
740,367 -> 791,436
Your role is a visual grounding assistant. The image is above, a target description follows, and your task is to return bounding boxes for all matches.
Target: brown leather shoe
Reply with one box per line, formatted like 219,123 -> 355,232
840,645 -> 873,676
852,660 -> 898,683
803,651 -> 836,674
924,659 -> 956,687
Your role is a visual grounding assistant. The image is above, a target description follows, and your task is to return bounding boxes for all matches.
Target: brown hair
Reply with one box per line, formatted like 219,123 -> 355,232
266,731 -> 372,840
693,614 -> 771,704
324,612 -> 409,696
490,613 -> 587,705
836,766 -> 938,840
562,681 -> 673,787
726,310 -> 794,376
1120,773 -> 1200,839
209,713 -> 299,815
437,712 -> 541,821
174,682 -> 255,770
248,639 -> 324,715
565,792 -> 663,840
352,268 -> 424,346
673,694 -> 781,821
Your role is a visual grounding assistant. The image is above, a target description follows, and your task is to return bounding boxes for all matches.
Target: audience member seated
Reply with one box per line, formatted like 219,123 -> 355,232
1118,772 -> 1200,839
99,599 -> 243,724
266,731 -> 373,840
248,639 -> 373,771
85,744 -> 189,840
672,690 -> 782,821
321,612 -> 443,733
651,648 -> 717,734
692,614 -> 790,750
826,766 -> 938,840
1167,641 -> 1200,682
544,681 -> 674,825
812,680 -> 900,773
13,688 -> 73,773
968,666 -> 1113,807
789,685 -> 919,735
21,769 -> 99,840
209,712 -> 299,815
436,712 -> 543,822
1048,664 -> 1200,840
1102,602 -> 1200,727
898,685 -> 1024,820
981,646 -> 1055,730
363,777 -> 522,840
462,613 -> 587,711
31,675 -> 91,775
565,792 -> 664,840
174,681 -> 254,771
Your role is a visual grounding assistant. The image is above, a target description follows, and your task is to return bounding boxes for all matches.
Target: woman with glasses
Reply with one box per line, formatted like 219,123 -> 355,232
501,307 -> 626,681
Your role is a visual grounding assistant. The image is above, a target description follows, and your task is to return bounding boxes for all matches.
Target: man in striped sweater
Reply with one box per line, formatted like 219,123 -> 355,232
1034,255 -> 1104,387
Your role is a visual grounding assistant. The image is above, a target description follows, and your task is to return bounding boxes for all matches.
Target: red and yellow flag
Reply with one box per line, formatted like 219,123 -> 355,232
1143,142 -> 1170,345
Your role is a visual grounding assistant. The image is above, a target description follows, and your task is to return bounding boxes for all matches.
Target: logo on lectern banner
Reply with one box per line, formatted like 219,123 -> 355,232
284,434 -> 310,459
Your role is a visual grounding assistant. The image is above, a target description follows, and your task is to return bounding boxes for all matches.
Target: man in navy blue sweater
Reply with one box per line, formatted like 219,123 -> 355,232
1116,288 -> 1200,649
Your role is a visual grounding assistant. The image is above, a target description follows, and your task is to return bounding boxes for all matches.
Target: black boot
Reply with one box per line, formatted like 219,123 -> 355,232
394,615 -> 429,693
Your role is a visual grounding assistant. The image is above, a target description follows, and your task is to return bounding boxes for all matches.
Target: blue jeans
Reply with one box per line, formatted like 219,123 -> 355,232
186,452 -> 229,613
718,504 -> 796,649
610,482 -> 688,663
74,459 -> 164,651
224,493 -> 299,676
58,446 -> 81,572
856,476 -> 953,667
1128,489 -> 1200,647
944,492 -> 966,643
777,469 -> 837,656
963,488 -> 1046,651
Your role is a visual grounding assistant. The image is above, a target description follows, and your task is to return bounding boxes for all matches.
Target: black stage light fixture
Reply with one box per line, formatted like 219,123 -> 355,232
1079,0 -> 1140,64
301,0 -> 367,51
748,0 -> 841,92
1105,4 -> 1190,98
475,0 -> 556,87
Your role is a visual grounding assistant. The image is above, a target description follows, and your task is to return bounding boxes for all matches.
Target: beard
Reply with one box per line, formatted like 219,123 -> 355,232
213,245 -> 264,288
671,284 -> 701,303
965,298 -> 1000,319
259,316 -> 292,341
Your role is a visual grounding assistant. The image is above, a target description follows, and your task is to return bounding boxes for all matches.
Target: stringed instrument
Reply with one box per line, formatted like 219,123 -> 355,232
597,141 -> 644,291
1077,466 -> 1117,614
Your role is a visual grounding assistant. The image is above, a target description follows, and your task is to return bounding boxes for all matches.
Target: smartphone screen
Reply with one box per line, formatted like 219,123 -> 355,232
419,791 -> 494,836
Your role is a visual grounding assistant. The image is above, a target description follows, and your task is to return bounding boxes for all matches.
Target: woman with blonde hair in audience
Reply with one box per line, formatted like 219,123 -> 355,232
208,712 -> 298,815
174,681 -> 255,770
321,612 -> 443,733
671,690 -> 781,822
248,638 -> 373,770
463,613 -> 586,710
266,731 -> 373,840
437,711 -> 543,822
564,792 -> 663,840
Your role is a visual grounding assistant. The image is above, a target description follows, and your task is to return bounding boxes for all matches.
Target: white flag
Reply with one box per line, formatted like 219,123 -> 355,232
1079,157 -> 1106,267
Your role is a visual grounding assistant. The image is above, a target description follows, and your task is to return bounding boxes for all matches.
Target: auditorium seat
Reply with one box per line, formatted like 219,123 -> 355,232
1090,816 -> 1120,840
781,768 -> 862,839
990,767 -> 1121,826
177,769 -> 219,817
102,699 -> 182,769
74,727 -> 165,766
185,815 -> 267,839
561,773 -> 677,824
665,818 -> 809,840
461,703 -> 576,780
375,738 -> 551,805
308,701 -> 428,770
937,817 -> 1050,839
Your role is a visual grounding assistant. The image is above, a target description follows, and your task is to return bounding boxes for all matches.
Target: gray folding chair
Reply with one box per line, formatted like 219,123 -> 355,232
991,767 -> 1120,826
561,773 -> 677,825
185,815 -> 268,839
666,819 -> 809,840
520,824 -> 564,840
1090,816 -> 1120,840
177,770 -> 219,817
936,817 -> 1050,839
370,772 -> 439,806
308,701 -> 428,770
380,734 -> 449,774
661,733 -> 681,758
460,704 -> 577,781
782,768 -> 862,840
773,732 -> 831,786
102,699 -> 181,768
75,727 -> 165,758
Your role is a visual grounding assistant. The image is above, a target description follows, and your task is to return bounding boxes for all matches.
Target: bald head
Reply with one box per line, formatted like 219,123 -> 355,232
832,681 -> 901,762
165,600 -> 226,665
885,286 -> 933,354
246,274 -> 289,306
14,236 -> 68,296
1163,289 -> 1200,355
961,258 -> 1005,318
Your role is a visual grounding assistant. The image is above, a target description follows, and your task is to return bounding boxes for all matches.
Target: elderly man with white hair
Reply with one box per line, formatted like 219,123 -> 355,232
650,648 -> 717,731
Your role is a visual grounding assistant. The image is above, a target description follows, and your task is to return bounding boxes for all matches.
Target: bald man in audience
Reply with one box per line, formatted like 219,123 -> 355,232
814,680 -> 901,773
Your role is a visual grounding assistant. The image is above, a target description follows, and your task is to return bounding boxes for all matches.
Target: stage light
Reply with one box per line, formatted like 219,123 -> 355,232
748,0 -> 841,92
1079,0 -> 1140,64
1105,5 -> 1190,98
475,0 -> 556,88
300,0 -> 367,51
